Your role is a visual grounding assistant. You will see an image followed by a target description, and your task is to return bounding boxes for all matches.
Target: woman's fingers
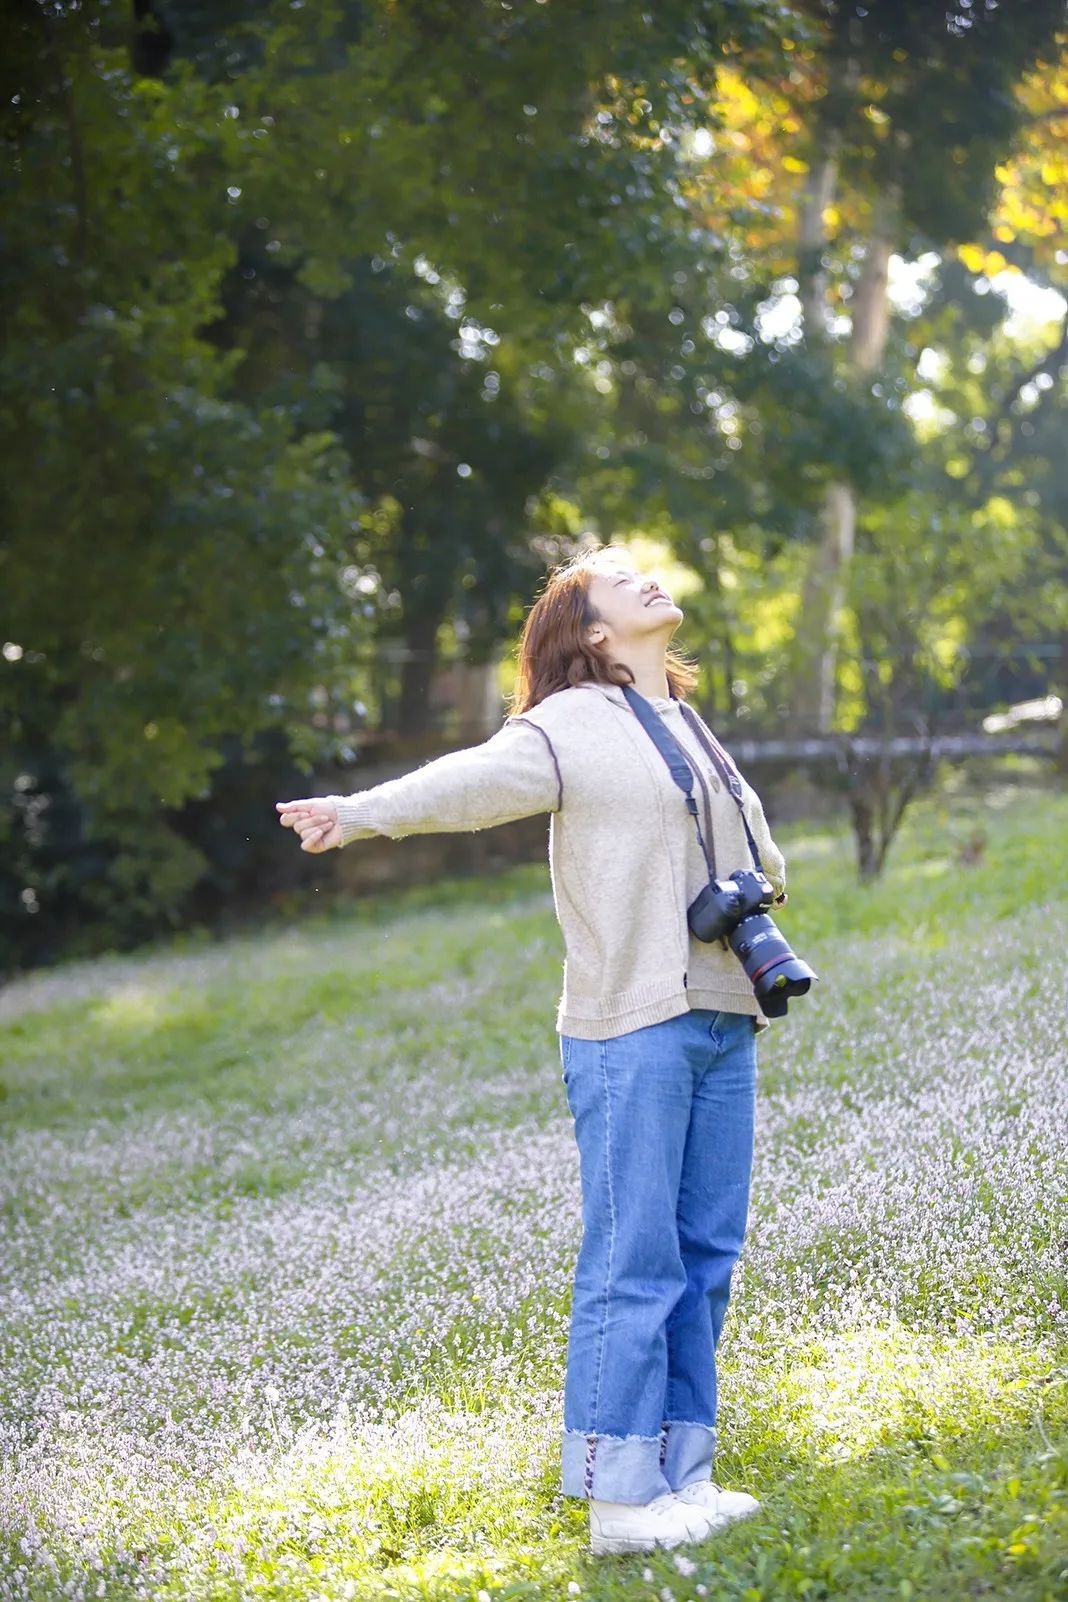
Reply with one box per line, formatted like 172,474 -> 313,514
276,798 -> 330,825
273,797 -> 341,852
276,798 -> 339,851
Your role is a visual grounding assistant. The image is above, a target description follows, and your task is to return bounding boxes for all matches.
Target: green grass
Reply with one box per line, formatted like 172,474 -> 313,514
0,773 -> 1066,1602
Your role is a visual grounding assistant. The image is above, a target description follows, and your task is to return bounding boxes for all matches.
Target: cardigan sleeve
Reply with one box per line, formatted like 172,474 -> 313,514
739,778 -> 788,905
324,715 -> 562,846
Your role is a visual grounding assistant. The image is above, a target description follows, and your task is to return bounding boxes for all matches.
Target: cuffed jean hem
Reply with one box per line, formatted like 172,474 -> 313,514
661,1420 -> 716,1491
562,1430 -> 671,1504
561,1421 -> 717,1503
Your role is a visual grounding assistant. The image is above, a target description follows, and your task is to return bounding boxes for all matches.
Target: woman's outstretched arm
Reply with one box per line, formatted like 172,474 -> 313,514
276,715 -> 562,852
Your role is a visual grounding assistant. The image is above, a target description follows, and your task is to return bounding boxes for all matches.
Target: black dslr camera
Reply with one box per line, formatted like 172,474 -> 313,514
688,867 -> 816,1018
618,682 -> 817,1019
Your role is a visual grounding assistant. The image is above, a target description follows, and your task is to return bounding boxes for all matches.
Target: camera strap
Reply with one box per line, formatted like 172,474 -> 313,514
620,685 -> 763,874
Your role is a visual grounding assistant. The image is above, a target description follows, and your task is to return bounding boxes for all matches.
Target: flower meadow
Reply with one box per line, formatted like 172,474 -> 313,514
1,782 -> 1066,1602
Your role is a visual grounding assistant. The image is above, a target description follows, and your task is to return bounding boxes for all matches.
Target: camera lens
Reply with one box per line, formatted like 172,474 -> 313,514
729,914 -> 818,1017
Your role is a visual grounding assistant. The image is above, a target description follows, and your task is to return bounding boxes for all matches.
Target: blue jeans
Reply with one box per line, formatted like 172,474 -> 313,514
559,1007 -> 757,1504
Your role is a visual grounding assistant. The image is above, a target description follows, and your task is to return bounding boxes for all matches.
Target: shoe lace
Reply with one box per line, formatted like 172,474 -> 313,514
649,1492 -> 685,1516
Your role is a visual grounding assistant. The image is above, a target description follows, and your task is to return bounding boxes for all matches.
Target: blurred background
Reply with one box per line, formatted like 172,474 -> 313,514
2,0 -> 1066,975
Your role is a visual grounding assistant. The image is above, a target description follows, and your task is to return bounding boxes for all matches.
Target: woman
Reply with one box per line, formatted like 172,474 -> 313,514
276,544 -> 788,1556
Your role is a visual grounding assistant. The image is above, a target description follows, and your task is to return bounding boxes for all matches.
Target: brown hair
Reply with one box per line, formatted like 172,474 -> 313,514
508,543 -> 700,715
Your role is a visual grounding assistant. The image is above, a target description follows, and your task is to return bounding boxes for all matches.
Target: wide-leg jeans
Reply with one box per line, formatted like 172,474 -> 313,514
558,1007 -> 757,1504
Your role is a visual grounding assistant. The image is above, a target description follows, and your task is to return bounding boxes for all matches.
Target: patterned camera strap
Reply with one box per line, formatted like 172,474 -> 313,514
620,685 -> 763,875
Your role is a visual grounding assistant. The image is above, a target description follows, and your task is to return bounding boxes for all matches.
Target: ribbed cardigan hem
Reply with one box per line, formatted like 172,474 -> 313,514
557,989 -> 691,1041
558,981 -> 769,1040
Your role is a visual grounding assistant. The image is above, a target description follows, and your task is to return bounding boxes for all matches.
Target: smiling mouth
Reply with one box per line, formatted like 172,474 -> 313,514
645,595 -> 672,606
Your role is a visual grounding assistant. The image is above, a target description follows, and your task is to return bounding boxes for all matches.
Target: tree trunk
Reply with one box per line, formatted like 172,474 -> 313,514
796,39 -> 860,345
794,482 -> 857,732
705,554 -> 737,722
849,790 -> 878,879
394,607 -> 444,737
722,625 -> 738,722
849,189 -> 896,380
792,183 -> 898,732
1058,629 -> 1068,777
797,152 -> 839,341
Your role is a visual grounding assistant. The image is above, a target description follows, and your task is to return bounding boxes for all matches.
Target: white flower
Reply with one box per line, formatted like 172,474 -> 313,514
673,1554 -> 697,1576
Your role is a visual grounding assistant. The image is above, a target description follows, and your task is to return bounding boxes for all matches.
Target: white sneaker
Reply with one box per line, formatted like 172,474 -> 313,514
588,1490 -> 720,1555
673,1477 -> 761,1531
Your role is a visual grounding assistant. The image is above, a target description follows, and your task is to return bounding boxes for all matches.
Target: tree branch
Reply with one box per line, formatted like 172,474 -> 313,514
35,7 -> 89,263
968,307 -> 1068,495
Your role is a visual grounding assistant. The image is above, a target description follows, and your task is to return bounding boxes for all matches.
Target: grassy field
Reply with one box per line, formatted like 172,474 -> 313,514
1,771 -> 1066,1602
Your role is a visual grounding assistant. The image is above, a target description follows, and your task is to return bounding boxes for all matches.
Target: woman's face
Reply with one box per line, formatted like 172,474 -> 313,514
583,562 -> 684,649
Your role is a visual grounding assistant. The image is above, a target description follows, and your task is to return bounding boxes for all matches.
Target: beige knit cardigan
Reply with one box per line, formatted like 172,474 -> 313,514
327,680 -> 788,1039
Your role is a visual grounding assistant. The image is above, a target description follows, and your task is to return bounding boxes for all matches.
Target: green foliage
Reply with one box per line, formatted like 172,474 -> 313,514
3,0 -> 1066,965
805,0 -> 1067,241
1,5 -> 367,961
832,285 -> 1068,743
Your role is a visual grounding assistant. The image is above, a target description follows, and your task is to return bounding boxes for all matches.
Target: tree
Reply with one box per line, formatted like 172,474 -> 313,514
187,0 -> 782,727
0,3 -> 361,963
782,0 -> 1066,729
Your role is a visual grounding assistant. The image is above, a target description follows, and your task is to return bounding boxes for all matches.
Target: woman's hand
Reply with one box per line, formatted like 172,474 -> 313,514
275,796 -> 342,852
